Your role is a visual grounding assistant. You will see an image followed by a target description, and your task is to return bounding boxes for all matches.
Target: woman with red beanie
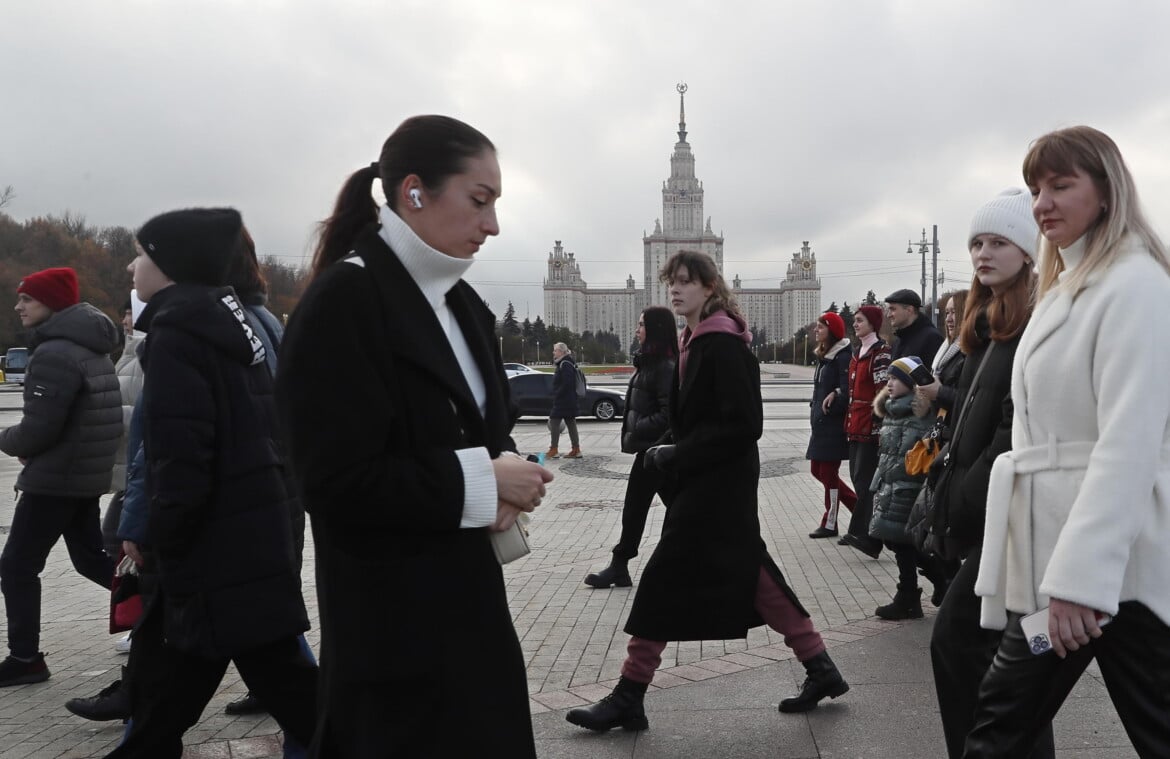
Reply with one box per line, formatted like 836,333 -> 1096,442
840,305 -> 890,557
805,311 -> 856,538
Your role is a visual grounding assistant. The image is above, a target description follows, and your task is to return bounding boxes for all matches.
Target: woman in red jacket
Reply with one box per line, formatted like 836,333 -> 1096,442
840,305 -> 890,559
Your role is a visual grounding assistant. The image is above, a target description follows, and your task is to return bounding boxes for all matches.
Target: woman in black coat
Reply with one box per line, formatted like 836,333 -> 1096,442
925,188 -> 1054,759
805,311 -> 856,539
584,306 -> 677,588
275,116 -> 552,758
546,342 -> 582,458
567,250 -> 848,734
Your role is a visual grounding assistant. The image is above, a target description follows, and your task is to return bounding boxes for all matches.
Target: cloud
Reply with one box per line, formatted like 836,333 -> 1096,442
4,1 -> 1170,317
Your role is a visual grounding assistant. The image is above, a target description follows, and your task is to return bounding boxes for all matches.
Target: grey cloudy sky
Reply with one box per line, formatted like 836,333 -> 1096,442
5,1 -> 1170,325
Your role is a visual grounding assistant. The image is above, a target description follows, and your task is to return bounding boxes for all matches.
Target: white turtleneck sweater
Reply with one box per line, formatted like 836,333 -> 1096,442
375,205 -> 497,529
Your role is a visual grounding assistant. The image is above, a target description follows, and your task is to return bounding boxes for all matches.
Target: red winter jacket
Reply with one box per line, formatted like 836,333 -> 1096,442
846,338 -> 890,443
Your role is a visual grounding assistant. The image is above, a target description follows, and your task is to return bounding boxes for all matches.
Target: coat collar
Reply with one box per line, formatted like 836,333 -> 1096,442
353,227 -> 504,442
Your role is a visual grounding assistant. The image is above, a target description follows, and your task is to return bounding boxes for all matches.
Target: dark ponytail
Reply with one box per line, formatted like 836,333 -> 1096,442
311,115 -> 495,281
311,163 -> 380,279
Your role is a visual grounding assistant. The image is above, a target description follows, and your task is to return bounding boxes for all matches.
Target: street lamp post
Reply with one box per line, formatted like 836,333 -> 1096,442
521,337 -> 525,364
536,341 -> 540,365
498,334 -> 503,360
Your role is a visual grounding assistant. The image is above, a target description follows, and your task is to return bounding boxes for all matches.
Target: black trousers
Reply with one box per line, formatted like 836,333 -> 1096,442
0,492 -> 114,658
964,600 -> 1170,758
846,441 -> 881,551
930,548 -> 1054,759
612,452 -> 672,561
101,491 -> 125,559
107,599 -> 317,758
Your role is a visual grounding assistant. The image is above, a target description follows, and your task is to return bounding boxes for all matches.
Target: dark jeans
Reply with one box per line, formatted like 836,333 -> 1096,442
846,441 -> 879,546
0,492 -> 114,658
930,548 -> 1054,759
612,452 -> 672,561
965,600 -> 1170,758
109,600 -> 317,759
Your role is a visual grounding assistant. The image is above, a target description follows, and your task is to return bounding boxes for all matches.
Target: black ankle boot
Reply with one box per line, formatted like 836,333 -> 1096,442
779,651 -> 849,713
875,587 -> 924,620
64,667 -> 130,721
584,558 -> 632,589
565,676 -> 649,732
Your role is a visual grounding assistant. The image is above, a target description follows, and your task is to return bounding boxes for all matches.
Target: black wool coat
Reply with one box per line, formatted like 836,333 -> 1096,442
275,226 -> 534,757
624,330 -> 806,641
806,341 -> 851,461
620,352 -> 675,454
138,284 -> 308,659
934,319 -> 1021,557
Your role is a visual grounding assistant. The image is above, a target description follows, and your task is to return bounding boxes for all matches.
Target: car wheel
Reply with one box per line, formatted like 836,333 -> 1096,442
593,399 -> 616,421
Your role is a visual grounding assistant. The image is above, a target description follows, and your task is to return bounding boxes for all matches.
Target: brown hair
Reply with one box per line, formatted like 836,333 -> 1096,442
939,289 -> 968,338
958,267 -> 1034,353
658,249 -> 742,322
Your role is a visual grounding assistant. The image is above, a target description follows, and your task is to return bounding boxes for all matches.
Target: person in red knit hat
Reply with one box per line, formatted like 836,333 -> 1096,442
805,311 -> 857,538
840,304 -> 891,558
0,267 -> 122,687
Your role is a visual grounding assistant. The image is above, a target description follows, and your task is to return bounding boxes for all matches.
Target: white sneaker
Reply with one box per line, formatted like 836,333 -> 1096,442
114,633 -> 131,654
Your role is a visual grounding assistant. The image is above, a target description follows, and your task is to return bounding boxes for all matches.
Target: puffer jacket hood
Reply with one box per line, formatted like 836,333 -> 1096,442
139,284 -> 267,369
29,302 -> 120,356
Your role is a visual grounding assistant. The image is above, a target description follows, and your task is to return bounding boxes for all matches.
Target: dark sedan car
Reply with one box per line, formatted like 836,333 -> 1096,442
508,372 -> 625,421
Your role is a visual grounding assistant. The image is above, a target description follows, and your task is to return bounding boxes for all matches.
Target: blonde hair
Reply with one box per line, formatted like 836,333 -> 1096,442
658,249 -> 743,321
1023,126 -> 1170,299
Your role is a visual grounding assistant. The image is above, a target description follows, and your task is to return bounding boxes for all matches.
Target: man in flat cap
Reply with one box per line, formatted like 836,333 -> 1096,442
884,289 -> 942,363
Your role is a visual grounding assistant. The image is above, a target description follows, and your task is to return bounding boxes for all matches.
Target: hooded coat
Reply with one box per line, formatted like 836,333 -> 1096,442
137,283 -> 308,658
0,303 -> 121,497
551,352 -> 579,418
806,338 -> 852,461
869,388 -> 932,543
624,311 -> 807,641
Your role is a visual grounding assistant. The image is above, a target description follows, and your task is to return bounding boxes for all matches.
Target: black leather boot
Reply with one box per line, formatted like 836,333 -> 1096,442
779,651 -> 849,713
808,526 -> 838,539
584,558 -> 632,589
565,676 -> 649,732
224,691 -> 267,715
64,668 -> 130,721
875,587 -> 924,620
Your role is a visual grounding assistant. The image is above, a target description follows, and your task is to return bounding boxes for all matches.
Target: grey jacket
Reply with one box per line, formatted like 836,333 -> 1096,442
0,303 -> 122,497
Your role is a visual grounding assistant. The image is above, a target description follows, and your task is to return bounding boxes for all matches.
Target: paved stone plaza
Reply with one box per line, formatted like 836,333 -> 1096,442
0,375 -> 1139,757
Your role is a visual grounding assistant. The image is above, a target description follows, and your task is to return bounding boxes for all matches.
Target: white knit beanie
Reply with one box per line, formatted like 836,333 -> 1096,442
968,188 -> 1039,258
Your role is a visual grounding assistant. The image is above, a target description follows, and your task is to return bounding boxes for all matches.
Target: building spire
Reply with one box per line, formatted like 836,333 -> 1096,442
676,82 -> 688,142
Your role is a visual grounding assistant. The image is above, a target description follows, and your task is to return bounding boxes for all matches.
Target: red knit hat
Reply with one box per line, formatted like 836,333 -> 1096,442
819,311 -> 846,341
17,267 -> 80,312
857,304 -> 884,332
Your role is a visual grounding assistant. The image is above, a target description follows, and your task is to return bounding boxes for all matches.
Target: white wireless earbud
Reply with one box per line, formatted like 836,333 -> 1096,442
409,188 -> 423,209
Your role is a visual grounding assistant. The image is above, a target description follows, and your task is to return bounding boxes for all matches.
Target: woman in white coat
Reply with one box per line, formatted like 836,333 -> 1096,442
967,126 -> 1170,757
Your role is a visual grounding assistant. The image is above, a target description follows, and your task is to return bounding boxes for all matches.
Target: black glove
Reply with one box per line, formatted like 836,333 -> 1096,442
644,444 -> 677,471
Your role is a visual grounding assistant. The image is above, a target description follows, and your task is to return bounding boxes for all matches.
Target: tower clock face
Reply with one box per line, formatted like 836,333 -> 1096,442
802,260 -> 812,271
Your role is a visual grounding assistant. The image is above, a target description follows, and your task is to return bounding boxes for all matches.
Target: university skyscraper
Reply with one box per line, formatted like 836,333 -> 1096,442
543,85 -> 821,349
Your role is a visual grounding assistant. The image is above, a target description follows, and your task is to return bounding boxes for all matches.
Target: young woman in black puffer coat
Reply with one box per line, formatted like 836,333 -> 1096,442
584,306 -> 677,588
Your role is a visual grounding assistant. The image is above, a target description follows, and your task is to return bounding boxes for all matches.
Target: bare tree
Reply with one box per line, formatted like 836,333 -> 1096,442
0,185 -> 14,209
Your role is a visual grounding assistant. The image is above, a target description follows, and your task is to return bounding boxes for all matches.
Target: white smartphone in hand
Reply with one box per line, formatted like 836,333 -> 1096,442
1020,606 -> 1113,655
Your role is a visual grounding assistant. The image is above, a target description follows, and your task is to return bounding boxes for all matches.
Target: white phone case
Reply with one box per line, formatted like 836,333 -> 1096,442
1019,607 -> 1112,656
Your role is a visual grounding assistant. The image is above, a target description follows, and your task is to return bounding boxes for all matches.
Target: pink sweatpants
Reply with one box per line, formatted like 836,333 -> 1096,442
620,566 -> 825,685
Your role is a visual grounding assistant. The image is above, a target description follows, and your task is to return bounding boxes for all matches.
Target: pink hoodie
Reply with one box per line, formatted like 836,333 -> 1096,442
678,310 -> 752,379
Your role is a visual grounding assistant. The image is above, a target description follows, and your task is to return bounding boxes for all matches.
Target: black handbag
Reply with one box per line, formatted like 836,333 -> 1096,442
909,343 -> 996,560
